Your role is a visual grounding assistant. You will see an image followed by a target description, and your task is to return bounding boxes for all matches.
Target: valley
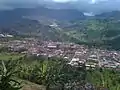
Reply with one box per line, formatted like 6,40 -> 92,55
0,5 -> 120,90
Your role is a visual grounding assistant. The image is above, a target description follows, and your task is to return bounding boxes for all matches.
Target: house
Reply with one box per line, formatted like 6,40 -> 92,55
0,34 -> 5,37
47,43 -> 57,49
6,34 -> 13,37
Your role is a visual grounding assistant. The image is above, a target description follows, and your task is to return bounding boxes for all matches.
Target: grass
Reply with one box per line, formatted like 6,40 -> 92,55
0,53 -> 25,60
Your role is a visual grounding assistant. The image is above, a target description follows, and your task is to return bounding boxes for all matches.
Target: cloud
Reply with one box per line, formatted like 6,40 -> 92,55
68,0 -> 120,13
51,0 -> 109,4
52,0 -> 77,3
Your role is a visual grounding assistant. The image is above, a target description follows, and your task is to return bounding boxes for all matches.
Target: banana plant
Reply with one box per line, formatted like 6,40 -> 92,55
0,60 -> 22,90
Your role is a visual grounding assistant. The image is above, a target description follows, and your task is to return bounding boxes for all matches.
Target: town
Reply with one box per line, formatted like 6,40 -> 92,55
1,38 -> 120,69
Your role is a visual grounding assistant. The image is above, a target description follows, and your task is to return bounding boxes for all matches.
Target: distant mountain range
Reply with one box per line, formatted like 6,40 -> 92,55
95,11 -> 120,19
0,5 -> 120,25
0,6 -> 86,26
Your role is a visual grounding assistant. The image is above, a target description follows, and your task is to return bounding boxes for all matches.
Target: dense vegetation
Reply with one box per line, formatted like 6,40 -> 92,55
86,68 -> 120,90
0,56 -> 120,90
0,60 -> 22,90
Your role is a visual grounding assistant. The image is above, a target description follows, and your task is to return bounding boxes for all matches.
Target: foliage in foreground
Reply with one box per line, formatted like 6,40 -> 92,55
16,57 -> 120,90
0,57 -> 120,90
86,68 -> 120,90
0,60 -> 22,90
17,58 -> 86,90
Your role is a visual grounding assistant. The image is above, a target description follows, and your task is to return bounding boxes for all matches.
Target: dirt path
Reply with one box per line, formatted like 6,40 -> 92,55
21,80 -> 46,90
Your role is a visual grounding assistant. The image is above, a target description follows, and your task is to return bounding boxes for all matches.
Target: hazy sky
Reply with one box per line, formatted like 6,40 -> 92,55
0,0 -> 120,13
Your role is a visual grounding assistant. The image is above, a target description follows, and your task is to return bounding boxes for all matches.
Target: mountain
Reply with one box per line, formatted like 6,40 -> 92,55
95,11 -> 120,19
1,6 -> 120,49
1,5 -> 120,26
0,6 -> 85,26
0,19 -> 71,42
2,17 -> 120,48
54,18 -> 120,50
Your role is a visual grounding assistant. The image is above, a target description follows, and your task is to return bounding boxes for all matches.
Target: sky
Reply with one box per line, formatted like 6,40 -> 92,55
0,0 -> 120,13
